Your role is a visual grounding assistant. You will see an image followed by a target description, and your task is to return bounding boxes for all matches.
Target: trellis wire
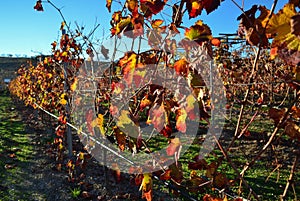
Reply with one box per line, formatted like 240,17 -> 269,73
33,102 -> 202,200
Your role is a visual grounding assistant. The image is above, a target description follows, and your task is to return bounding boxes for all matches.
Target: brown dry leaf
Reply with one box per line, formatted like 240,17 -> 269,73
269,107 -> 287,127
291,14 -> 300,36
285,121 -> 300,141
237,5 -> 270,47
81,191 -> 92,199
5,164 -> 16,169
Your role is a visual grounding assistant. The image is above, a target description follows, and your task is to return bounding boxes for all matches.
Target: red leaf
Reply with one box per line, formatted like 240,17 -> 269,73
202,0 -> 223,14
160,125 -> 172,137
34,0 -> 44,11
58,114 -> 67,124
86,108 -> 95,135
140,0 -> 167,17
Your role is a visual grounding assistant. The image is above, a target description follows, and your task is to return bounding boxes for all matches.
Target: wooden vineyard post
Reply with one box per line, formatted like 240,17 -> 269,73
210,60 -> 214,123
64,63 -> 73,157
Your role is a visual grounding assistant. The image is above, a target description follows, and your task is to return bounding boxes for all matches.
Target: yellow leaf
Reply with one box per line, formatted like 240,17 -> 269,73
59,142 -> 63,150
267,3 -> 297,47
77,126 -> 83,135
70,78 -> 78,91
115,17 -> 131,35
60,21 -> 65,30
90,114 -> 105,135
78,152 -> 85,160
139,173 -> 152,191
151,19 -> 164,29
61,51 -> 68,57
60,98 -> 67,105
186,94 -> 196,113
117,110 -> 133,128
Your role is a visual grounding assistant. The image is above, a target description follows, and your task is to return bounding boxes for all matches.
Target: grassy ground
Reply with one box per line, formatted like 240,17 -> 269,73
0,92 -> 35,200
174,107 -> 300,201
1,90 -> 298,200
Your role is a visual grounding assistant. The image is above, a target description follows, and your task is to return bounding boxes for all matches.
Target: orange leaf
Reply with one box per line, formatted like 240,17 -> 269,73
151,19 -> 164,29
149,103 -> 166,131
166,137 -> 181,156
159,169 -> 171,180
126,0 -> 138,14
203,194 -> 223,201
176,109 -> 187,133
211,38 -> 221,47
186,0 -> 203,18
270,46 -> 278,59
266,3 -> 300,64
114,126 -> 126,151
119,52 -> 137,85
140,95 -> 152,110
70,77 -> 78,91
111,16 -> 131,36
106,0 -> 112,12
143,189 -> 152,201
173,58 -> 189,76
291,106 -> 300,118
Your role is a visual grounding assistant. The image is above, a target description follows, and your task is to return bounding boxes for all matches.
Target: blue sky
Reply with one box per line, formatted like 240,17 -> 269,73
0,0 -> 287,57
